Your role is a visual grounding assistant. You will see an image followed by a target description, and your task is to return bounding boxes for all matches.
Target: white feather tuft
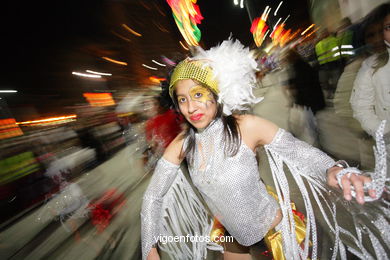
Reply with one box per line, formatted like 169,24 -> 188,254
193,38 -> 262,115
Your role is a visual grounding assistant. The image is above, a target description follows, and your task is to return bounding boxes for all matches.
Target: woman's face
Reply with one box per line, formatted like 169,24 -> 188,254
384,14 -> 390,44
365,22 -> 384,52
175,79 -> 217,130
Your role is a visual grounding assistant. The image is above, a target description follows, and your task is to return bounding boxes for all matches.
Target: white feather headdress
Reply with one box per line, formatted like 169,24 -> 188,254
192,38 -> 263,115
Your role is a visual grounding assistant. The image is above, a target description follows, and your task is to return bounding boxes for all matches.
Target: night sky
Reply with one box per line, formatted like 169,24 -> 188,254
198,0 -> 311,48
0,0 -> 311,118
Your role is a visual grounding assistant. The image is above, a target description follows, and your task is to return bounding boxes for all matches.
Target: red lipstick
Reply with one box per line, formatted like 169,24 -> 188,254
190,113 -> 204,121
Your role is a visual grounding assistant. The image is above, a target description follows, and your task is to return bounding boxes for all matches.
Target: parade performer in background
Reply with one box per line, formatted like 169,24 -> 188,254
141,39 -> 389,260
145,81 -> 184,156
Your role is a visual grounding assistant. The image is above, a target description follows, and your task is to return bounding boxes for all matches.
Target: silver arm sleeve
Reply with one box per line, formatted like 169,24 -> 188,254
141,157 -> 180,260
265,128 -> 335,181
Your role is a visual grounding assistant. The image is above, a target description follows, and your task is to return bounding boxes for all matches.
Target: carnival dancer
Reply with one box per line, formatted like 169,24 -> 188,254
141,39 -> 389,260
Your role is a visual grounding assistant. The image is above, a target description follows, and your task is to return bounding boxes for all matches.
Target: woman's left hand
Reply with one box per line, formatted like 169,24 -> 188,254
327,166 -> 376,204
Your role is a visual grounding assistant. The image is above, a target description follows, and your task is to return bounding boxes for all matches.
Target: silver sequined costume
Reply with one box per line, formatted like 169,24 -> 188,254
187,119 -> 280,246
141,118 -> 389,260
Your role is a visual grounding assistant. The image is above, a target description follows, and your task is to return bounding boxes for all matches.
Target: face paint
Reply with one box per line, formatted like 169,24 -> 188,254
188,85 -> 214,104
175,79 -> 218,130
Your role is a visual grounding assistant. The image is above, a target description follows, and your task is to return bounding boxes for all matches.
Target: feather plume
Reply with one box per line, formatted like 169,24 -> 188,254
193,38 -> 263,115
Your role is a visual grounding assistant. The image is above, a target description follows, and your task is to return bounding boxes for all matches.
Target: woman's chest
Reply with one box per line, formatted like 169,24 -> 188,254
188,144 -> 259,192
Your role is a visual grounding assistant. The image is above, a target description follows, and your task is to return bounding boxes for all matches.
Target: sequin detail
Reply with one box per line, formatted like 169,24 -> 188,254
141,158 -> 179,260
187,119 -> 280,246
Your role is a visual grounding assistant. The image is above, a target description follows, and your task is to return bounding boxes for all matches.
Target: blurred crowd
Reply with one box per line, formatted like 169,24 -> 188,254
0,1 -> 389,259
253,3 -> 390,173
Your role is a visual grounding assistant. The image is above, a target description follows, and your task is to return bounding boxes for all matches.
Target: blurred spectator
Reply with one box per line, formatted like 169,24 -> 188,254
144,80 -> 184,169
350,3 -> 390,139
350,3 -> 390,172
315,29 -> 344,99
333,6 -> 387,170
336,17 -> 355,67
285,49 -> 326,115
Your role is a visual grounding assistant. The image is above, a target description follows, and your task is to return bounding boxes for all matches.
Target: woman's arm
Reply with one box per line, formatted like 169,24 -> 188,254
141,133 -> 185,260
237,114 -> 374,204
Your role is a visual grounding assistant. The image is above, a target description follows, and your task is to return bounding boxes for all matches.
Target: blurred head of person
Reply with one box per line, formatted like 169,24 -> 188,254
359,3 -> 390,54
362,3 -> 390,72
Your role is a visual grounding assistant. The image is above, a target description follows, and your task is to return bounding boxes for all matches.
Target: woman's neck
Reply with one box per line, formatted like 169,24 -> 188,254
195,118 -> 220,134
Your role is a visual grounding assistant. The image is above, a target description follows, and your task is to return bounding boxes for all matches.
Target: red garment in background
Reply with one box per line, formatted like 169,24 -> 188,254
145,109 -> 183,149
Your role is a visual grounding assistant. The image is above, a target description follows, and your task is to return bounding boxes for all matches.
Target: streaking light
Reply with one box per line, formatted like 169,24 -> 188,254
262,30 -> 270,41
0,118 -> 23,140
233,0 -> 238,5
274,1 -> 283,16
273,17 -> 282,30
83,93 -> 115,107
17,115 -> 77,125
341,45 -> 354,49
304,27 -> 319,38
102,57 -> 128,66
282,15 -> 290,24
122,24 -> 142,37
142,64 -> 158,70
301,24 -> 315,35
111,30 -> 132,42
265,7 -> 272,20
251,6 -> 270,47
0,90 -> 17,93
166,0 -> 203,46
86,70 -> 112,76
152,60 -> 166,67
179,40 -> 190,50
240,0 -> 244,8
162,55 -> 177,66
341,51 -> 354,55
149,76 -> 166,84
72,72 -> 102,78
261,6 -> 269,20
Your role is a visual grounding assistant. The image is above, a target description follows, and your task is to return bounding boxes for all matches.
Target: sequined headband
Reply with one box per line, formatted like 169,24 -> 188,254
169,58 -> 219,98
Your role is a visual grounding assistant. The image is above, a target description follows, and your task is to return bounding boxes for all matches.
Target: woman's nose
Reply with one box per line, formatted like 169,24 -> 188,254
187,100 -> 197,114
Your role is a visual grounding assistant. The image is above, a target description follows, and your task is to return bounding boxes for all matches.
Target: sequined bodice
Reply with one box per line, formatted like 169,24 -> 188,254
186,119 -> 279,246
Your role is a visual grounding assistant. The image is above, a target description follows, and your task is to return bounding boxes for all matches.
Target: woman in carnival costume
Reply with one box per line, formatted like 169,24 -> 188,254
141,39 -> 389,260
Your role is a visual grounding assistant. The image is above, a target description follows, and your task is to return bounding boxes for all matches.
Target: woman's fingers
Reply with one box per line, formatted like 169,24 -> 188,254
349,174 -> 364,204
341,175 -> 352,201
327,167 -> 341,188
363,176 -> 376,198
328,168 -> 376,204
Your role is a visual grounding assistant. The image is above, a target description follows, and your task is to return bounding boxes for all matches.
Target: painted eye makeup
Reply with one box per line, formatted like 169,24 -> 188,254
189,85 -> 213,103
194,92 -> 203,98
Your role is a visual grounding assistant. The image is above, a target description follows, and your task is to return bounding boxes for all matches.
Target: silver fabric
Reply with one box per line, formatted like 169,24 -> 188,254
141,118 -> 390,259
263,128 -> 336,259
264,125 -> 390,259
140,157 -> 180,260
265,128 -> 335,181
186,119 -> 280,246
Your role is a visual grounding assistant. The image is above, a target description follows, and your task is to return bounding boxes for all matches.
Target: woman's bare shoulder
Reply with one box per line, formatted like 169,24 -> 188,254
235,114 -> 279,145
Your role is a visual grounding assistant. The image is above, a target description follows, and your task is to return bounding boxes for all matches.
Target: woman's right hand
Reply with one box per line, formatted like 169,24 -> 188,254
147,248 -> 160,260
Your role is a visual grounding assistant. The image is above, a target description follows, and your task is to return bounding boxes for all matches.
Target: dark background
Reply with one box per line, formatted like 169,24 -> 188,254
0,0 -> 311,118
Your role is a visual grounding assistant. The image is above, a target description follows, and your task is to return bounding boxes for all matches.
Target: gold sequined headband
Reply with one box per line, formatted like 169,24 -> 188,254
169,58 -> 219,98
